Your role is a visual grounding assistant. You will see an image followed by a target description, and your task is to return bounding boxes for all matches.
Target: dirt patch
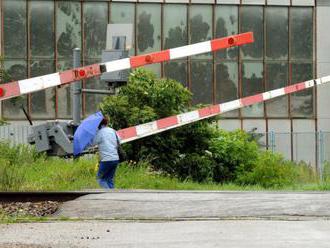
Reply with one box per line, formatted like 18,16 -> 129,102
0,201 -> 59,217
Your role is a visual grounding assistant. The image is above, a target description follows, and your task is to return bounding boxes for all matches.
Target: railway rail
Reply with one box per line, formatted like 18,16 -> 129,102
0,191 -> 105,203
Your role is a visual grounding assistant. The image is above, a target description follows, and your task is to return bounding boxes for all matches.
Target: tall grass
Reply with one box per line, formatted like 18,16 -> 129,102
0,141 -> 330,191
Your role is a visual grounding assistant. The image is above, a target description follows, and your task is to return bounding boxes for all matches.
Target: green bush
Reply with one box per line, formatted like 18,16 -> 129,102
174,153 -> 214,183
209,129 -> 259,183
99,68 -> 305,187
100,68 -> 218,179
236,151 -> 297,188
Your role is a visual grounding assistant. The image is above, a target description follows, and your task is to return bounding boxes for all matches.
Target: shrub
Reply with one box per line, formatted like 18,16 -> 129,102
173,153 -> 214,183
236,151 -> 297,188
209,129 -> 259,183
100,68 -> 218,179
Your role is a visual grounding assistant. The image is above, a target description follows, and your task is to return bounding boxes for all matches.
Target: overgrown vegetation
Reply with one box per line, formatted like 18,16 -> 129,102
0,141 -> 328,192
98,68 -> 322,189
0,69 -> 328,191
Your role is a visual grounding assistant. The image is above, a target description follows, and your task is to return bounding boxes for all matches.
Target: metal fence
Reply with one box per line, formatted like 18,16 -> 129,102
0,125 -> 31,145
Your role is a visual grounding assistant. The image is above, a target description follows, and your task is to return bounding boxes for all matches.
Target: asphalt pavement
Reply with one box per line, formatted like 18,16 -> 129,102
1,191 -> 330,248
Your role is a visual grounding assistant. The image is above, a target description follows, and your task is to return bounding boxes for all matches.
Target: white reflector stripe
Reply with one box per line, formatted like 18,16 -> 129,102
220,100 -> 241,113
263,88 -> 285,101
136,122 -> 158,136
103,58 -> 131,73
178,111 -> 200,123
18,73 -> 61,94
321,76 -> 330,84
170,41 -> 211,60
305,80 -> 315,88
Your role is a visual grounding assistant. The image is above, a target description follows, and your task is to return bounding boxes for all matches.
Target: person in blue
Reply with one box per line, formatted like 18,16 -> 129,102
92,117 -> 120,189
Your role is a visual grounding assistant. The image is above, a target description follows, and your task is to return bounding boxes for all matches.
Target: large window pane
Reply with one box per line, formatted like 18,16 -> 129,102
110,3 -> 135,56
266,7 -> 288,60
30,60 -> 56,119
240,6 -> 263,60
56,2 -> 81,59
2,61 -> 27,119
30,1 -> 54,58
137,4 -> 161,54
191,60 -> 213,105
3,0 -> 27,58
164,60 -> 187,87
216,62 -> 239,117
241,62 -> 264,117
83,2 -> 107,58
266,63 -> 288,117
164,4 -> 187,49
290,8 -> 313,60
84,59 -> 107,115
57,60 -> 75,119
290,63 -> 313,117
215,6 -> 238,60
190,5 -> 212,59
216,62 -> 238,103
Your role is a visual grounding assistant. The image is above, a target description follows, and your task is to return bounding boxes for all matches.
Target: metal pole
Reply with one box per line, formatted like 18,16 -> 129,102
72,48 -> 81,125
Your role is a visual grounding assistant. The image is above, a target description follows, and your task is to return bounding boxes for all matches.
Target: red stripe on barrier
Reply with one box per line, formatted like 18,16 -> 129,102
211,32 -> 254,51
59,64 -> 102,85
241,94 -> 264,106
0,81 -> 20,100
198,105 -> 221,118
117,127 -> 137,140
130,50 -> 170,68
157,116 -> 178,129
284,82 -> 306,94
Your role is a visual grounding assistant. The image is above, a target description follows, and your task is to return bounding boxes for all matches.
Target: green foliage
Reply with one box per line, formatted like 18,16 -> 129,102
174,153 -> 214,183
0,158 -> 26,191
0,142 -> 45,191
236,152 -> 298,188
0,119 -> 7,126
0,141 -> 327,191
0,141 -> 43,167
100,68 -> 218,180
209,130 -> 259,183
100,68 -> 192,129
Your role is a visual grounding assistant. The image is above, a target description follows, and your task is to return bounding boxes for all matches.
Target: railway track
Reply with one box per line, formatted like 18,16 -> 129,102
0,191 -> 106,203
0,191 -> 106,218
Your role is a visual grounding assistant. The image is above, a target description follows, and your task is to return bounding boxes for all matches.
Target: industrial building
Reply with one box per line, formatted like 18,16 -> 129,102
0,0 -> 329,167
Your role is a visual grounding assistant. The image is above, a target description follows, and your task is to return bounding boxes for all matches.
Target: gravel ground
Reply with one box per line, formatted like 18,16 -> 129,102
0,201 -> 59,217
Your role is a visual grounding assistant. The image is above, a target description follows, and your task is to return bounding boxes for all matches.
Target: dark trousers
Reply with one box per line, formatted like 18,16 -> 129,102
97,160 -> 119,189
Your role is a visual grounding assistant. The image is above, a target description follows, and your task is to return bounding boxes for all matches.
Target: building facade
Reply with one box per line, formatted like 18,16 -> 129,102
0,0 -> 330,166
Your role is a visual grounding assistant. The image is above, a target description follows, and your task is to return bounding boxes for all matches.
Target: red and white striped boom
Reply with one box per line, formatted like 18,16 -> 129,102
0,32 -> 253,101
117,76 -> 330,143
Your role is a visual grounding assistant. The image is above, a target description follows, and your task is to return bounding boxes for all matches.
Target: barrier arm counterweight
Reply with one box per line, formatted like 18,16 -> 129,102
117,76 -> 330,143
0,32 -> 253,101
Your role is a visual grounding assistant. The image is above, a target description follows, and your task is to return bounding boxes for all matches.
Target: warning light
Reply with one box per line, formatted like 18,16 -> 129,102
79,70 -> 86,77
0,88 -> 5,97
145,55 -> 153,63
228,37 -> 236,46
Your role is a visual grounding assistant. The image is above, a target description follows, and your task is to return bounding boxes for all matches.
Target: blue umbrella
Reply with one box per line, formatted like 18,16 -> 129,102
73,111 -> 104,156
